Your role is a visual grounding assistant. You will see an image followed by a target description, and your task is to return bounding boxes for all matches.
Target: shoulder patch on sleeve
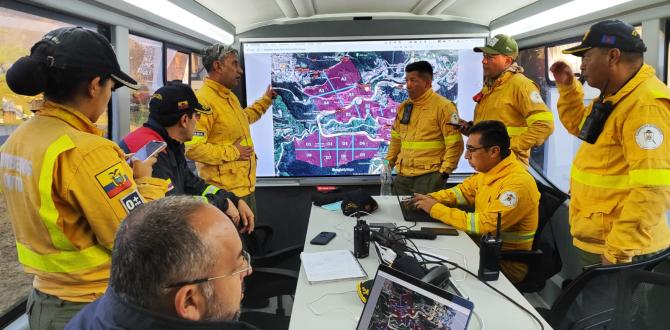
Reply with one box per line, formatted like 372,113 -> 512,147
120,190 -> 144,213
95,162 -> 132,198
635,124 -> 663,150
499,191 -> 518,208
529,90 -> 544,104
450,112 -> 460,125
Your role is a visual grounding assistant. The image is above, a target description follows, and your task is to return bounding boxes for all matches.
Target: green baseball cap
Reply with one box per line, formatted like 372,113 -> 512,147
474,34 -> 519,59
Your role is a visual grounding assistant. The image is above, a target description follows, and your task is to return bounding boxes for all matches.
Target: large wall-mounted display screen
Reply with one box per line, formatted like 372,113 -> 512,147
242,38 -> 484,177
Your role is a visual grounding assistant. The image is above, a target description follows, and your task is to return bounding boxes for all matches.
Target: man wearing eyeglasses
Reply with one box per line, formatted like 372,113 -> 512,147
66,196 -> 257,329
119,82 -> 255,233
386,61 -> 464,195
460,34 -> 554,167
186,43 -> 276,221
411,120 -> 540,283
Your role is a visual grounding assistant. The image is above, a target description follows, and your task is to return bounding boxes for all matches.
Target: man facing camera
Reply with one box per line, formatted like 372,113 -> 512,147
386,60 -> 464,195
412,120 -> 540,283
120,82 -> 254,233
66,196 -> 257,329
463,34 -> 554,166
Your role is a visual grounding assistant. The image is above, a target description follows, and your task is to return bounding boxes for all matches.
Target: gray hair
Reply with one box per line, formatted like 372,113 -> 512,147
110,196 -> 217,308
202,43 -> 238,72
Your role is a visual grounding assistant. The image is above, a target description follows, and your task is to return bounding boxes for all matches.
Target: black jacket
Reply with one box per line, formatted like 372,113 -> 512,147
120,119 -> 239,210
65,289 -> 259,330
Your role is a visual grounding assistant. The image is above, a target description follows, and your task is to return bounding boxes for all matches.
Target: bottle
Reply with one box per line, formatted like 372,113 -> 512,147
380,159 -> 393,196
353,219 -> 370,258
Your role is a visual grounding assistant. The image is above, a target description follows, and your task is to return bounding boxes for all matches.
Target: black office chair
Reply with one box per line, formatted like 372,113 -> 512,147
540,247 -> 670,330
610,267 -> 670,330
501,180 -> 568,292
240,267 -> 298,330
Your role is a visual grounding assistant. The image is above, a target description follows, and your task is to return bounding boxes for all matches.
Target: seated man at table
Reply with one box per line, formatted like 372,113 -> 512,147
412,120 -> 540,283
66,196 -> 258,330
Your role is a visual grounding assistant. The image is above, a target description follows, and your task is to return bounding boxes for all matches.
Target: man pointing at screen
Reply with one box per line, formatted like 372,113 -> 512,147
186,43 -> 276,219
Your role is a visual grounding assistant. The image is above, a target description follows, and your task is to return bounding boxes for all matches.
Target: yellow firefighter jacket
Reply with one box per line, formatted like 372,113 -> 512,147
474,71 -> 554,166
186,78 -> 271,197
0,101 -> 167,302
428,154 -> 540,282
556,64 -> 670,263
386,89 -> 464,177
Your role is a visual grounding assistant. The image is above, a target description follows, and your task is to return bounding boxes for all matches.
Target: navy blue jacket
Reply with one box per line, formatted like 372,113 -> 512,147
119,119 -> 239,210
66,289 -> 258,330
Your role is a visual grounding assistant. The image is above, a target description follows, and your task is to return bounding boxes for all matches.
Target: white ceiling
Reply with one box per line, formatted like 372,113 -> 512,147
196,0 -> 538,33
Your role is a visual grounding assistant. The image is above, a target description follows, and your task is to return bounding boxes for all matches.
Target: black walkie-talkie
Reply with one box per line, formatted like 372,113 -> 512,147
478,212 -> 502,281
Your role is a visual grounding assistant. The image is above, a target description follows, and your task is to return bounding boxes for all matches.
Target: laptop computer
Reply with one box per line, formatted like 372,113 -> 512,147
395,191 -> 442,223
356,264 -> 474,330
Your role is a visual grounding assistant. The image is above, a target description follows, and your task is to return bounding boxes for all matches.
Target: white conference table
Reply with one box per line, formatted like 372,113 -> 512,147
288,196 -> 552,330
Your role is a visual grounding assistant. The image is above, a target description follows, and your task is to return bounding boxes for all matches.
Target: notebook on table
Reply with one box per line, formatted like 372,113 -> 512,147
357,264 -> 474,330
300,250 -> 367,284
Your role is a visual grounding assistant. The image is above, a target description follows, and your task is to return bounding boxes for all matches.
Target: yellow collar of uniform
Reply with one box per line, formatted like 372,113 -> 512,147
481,154 -> 520,185
204,77 -> 233,97
482,71 -> 514,96
603,64 -> 656,105
37,100 -> 103,136
409,88 -> 435,106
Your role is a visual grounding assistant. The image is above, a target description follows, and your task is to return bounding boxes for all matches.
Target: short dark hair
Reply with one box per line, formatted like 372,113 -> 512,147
405,61 -> 433,79
469,120 -> 511,159
109,196 -> 216,309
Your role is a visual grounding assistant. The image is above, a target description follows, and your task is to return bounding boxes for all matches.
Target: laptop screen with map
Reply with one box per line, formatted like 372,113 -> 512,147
357,264 -> 474,330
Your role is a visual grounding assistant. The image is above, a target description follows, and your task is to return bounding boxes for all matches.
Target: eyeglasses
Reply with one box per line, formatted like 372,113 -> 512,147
164,250 -> 251,288
465,145 -> 491,153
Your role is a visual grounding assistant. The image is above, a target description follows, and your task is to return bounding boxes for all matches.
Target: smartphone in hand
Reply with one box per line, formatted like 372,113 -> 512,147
128,140 -> 167,164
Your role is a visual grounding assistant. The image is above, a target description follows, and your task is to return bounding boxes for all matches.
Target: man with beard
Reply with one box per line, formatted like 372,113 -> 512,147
66,196 -> 257,330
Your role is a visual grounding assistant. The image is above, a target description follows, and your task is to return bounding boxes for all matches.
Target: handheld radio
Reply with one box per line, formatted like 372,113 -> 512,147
354,217 -> 370,258
478,212 -> 502,281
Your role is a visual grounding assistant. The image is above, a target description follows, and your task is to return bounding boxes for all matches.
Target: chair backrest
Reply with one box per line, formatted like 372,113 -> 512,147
534,180 -> 568,246
611,268 -> 670,330
548,248 -> 670,330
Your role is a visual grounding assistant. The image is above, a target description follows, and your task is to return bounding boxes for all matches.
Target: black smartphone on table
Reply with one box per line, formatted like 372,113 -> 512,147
421,227 -> 459,236
310,231 -> 337,245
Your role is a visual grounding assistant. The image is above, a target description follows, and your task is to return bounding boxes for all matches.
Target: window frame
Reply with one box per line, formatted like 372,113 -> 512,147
165,42 -> 194,85
543,37 -> 583,87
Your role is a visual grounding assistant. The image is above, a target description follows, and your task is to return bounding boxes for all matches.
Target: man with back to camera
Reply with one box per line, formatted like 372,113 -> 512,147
461,34 -> 554,167
386,60 -> 464,195
185,44 -> 276,219
550,20 -> 670,266
66,196 -> 258,330
119,82 -> 255,233
412,120 -> 540,283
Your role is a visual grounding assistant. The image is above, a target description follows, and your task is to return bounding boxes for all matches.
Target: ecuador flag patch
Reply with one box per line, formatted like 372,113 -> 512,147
96,162 -> 132,198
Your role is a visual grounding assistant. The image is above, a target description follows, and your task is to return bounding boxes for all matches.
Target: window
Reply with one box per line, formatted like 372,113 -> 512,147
128,34 -> 164,131
191,53 -> 206,91
547,42 -> 581,83
166,47 -> 190,84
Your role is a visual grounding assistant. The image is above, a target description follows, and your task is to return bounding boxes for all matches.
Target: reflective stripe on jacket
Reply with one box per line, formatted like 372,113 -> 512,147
556,64 -> 670,263
474,71 -> 554,165
186,78 -> 271,197
428,155 -> 540,282
386,89 -> 464,177
0,101 -> 167,302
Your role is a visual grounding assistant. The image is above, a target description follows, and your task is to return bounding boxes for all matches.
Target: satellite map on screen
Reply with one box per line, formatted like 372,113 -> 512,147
271,50 -> 458,177
368,279 -> 460,330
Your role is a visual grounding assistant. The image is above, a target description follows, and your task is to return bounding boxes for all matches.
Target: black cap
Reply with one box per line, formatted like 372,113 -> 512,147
34,27 -> 139,89
149,82 -> 211,121
563,20 -> 646,57
341,188 -> 378,216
